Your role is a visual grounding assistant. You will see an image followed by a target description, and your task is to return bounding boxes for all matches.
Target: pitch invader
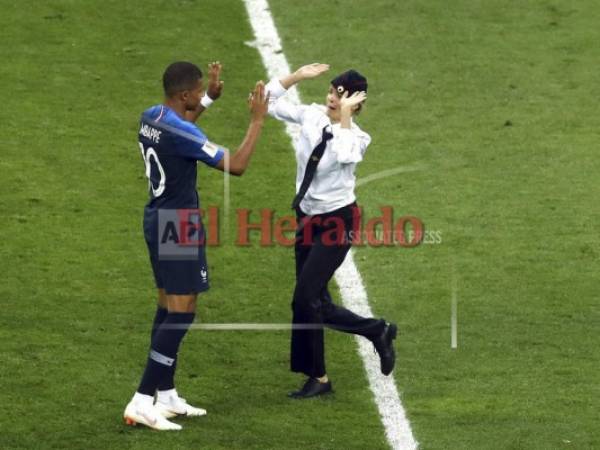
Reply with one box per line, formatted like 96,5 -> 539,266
124,61 -> 269,430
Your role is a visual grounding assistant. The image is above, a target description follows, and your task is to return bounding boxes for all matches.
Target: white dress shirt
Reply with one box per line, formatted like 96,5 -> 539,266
266,78 -> 371,215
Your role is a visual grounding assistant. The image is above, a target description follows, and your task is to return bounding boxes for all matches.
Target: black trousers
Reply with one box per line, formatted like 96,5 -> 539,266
290,202 -> 385,378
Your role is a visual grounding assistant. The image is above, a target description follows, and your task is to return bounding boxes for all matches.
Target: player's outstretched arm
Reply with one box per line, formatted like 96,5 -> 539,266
214,81 -> 268,176
185,62 -> 224,122
279,63 -> 330,89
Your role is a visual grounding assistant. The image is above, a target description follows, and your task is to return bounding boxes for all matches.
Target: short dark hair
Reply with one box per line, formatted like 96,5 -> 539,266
331,69 -> 368,96
162,62 -> 203,97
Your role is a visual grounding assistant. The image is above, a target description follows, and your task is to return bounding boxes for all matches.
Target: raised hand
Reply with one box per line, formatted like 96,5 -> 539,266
206,61 -> 224,100
340,91 -> 367,110
248,80 -> 270,121
295,63 -> 330,81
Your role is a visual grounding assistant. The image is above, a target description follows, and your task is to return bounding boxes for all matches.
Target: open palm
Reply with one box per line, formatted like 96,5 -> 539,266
296,63 -> 330,80
340,91 -> 367,109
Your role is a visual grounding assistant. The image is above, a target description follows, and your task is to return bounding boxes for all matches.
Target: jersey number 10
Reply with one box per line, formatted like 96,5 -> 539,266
138,142 -> 166,197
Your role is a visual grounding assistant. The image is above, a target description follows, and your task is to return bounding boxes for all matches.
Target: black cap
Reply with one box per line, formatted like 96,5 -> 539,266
331,69 -> 368,96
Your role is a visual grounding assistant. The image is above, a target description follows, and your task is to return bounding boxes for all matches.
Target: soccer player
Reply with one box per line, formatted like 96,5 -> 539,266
265,64 -> 397,398
124,61 -> 268,430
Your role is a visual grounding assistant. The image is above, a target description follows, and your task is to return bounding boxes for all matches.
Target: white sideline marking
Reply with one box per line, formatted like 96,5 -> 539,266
335,252 -> 419,450
242,1 -> 418,448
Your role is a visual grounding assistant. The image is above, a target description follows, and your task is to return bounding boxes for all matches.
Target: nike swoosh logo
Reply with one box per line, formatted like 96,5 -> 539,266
137,409 -> 157,426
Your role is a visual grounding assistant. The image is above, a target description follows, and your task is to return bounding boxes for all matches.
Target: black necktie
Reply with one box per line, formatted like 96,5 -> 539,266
291,126 -> 334,210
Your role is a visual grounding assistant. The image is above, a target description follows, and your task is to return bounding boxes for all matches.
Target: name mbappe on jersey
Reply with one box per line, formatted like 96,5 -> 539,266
137,105 -> 225,210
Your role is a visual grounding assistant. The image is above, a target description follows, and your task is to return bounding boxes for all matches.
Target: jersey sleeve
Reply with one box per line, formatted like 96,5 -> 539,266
170,122 -> 225,167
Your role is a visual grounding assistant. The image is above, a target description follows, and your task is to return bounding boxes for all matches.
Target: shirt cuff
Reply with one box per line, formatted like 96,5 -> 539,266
265,78 -> 287,99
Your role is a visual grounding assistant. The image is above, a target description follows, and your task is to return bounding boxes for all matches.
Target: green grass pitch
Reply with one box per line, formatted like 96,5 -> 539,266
1,0 -> 599,449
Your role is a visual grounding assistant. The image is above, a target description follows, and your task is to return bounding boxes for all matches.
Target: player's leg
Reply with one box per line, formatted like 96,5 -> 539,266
150,288 -> 183,393
124,293 -> 197,429
123,231 -> 182,430
153,294 -> 207,417
150,289 -> 168,341
154,288 -> 179,394
153,234 -> 210,417
150,293 -> 196,385
149,289 -> 182,403
125,213 -> 210,426
146,225 -> 169,344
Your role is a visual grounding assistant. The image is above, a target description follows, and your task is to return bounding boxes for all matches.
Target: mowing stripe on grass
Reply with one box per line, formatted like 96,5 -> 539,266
451,268 -> 458,349
242,1 -> 419,448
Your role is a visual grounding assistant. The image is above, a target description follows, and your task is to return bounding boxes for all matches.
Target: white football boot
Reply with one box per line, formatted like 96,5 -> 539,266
155,389 -> 207,418
124,393 -> 182,430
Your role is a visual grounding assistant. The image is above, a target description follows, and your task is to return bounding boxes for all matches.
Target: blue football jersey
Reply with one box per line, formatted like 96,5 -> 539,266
138,104 -> 225,210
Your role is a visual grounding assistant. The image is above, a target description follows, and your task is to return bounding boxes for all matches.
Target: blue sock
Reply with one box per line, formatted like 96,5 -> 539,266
150,306 -> 168,340
158,360 -> 177,391
137,312 -> 195,396
150,306 -> 178,391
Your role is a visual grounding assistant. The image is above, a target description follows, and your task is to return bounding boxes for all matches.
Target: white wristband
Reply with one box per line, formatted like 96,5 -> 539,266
200,94 -> 214,108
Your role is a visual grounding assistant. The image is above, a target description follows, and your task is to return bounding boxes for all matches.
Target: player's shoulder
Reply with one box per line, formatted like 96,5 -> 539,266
140,105 -> 162,122
169,112 -> 205,137
142,105 -> 206,140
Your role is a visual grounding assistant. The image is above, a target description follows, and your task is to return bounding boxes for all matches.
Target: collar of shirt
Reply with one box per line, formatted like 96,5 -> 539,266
301,105 -> 361,149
